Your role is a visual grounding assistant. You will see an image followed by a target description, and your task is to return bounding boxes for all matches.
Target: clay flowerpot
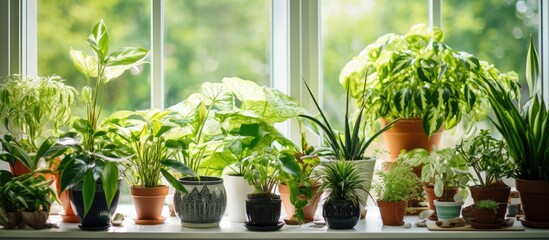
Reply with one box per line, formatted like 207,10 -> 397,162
174,176 -> 226,228
21,211 -> 49,229
55,174 -> 79,223
471,206 -> 496,224
423,185 -> 459,220
380,118 -> 443,161
470,185 -> 510,221
131,185 -> 169,224
433,200 -> 464,227
279,183 -> 320,224
516,179 -> 549,228
246,194 -> 282,227
377,200 -> 408,226
323,199 -> 360,229
9,160 -> 31,177
69,180 -> 121,231
224,173 -> 254,222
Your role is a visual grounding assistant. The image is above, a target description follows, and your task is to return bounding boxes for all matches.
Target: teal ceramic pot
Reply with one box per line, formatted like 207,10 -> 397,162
433,199 -> 464,227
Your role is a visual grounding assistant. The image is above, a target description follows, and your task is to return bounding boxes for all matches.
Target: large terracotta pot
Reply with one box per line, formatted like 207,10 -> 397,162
131,185 -> 169,224
54,173 -> 80,223
471,205 -> 496,224
423,185 -> 459,220
470,185 -> 510,221
516,179 -> 549,228
380,118 -> 443,161
377,200 -> 407,226
278,183 -> 320,224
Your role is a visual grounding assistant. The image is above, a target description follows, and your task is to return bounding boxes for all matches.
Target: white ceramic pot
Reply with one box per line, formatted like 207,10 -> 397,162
223,173 -> 254,222
354,158 -> 377,218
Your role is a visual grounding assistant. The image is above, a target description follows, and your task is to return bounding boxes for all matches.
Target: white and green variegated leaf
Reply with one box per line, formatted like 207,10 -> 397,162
414,87 -> 431,111
463,85 -> 476,110
526,36 -> 540,98
393,88 -> 412,113
70,49 -> 98,78
422,108 -> 443,136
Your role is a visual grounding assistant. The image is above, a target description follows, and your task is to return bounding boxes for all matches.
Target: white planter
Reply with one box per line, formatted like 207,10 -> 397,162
354,158 -> 377,218
223,173 -> 254,222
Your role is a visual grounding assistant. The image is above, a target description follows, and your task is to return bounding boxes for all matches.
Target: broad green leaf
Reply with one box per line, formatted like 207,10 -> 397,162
198,151 -> 238,176
422,108 -> 443,136
82,171 -> 96,218
101,161 -> 118,208
414,87 -> 431,111
59,156 -> 90,192
106,47 -> 149,66
69,49 -> 98,78
162,159 -> 196,176
89,20 -> 109,59
161,168 -> 186,193
280,152 -> 301,177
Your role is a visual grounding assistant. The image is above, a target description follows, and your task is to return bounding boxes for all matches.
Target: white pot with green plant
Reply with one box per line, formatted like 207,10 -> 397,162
456,129 -> 515,221
339,23 -> 517,161
374,163 -> 420,226
0,74 -> 76,175
398,147 -> 471,220
57,20 -> 149,231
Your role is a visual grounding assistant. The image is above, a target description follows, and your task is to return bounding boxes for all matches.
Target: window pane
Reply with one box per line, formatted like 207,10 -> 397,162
164,0 -> 271,107
321,0 -> 429,132
37,0 -> 151,118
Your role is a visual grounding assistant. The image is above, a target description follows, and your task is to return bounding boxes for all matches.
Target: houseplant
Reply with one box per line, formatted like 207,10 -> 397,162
456,129 -> 515,221
0,74 -> 76,175
339,23 -> 517,161
299,76 -> 397,218
476,37 -> 549,228
398,147 -> 471,220
241,147 -> 285,231
57,20 -> 149,230
471,199 -> 499,225
374,162 -> 420,226
317,160 -> 369,229
104,109 -> 194,225
0,169 -> 58,229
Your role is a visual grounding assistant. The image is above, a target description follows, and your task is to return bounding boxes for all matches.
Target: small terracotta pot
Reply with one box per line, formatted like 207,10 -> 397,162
131,185 -> 169,223
516,179 -> 549,228
10,160 -> 31,177
55,173 -> 80,223
279,183 -> 320,224
470,185 -> 510,221
380,118 -> 443,162
423,186 -> 458,220
471,206 -> 496,224
377,200 -> 407,226
21,211 -> 49,229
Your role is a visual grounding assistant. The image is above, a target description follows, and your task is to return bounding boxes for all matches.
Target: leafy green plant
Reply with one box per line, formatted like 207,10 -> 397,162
104,110 -> 195,192
475,199 -> 499,212
0,135 -> 69,172
317,160 -> 369,206
57,20 -> 150,218
241,147 -> 283,195
475,36 -> 549,181
456,129 -> 515,188
0,170 -> 58,213
339,23 -> 518,136
398,148 -> 471,200
374,163 -> 420,202
299,76 -> 396,161
0,74 -> 76,153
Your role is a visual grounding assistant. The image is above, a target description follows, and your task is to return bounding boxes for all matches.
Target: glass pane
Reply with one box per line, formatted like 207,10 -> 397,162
164,0 -> 271,107
37,0 -> 151,119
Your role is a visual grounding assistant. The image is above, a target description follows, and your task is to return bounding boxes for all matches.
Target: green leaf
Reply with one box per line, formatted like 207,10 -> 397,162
73,119 -> 93,135
82,171 -> 96,218
101,161 -> 118,208
422,108 -> 443,137
106,47 -> 149,66
162,160 -> 196,176
463,85 -> 476,110
69,49 -> 98,78
526,35 -> 540,98
198,151 -> 238,176
161,168 -> 186,193
59,155 -> 90,192
414,87 -> 431,111
89,20 -> 109,60
280,152 -> 301,177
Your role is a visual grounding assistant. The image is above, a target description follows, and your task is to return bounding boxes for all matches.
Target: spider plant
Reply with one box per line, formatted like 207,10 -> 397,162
317,160 -> 370,205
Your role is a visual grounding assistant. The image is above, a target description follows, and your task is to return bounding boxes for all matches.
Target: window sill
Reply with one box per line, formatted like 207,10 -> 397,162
1,205 -> 548,239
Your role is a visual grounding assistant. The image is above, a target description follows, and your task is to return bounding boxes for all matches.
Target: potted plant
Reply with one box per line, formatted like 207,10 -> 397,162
241,148 -> 285,231
299,77 -> 397,218
0,170 -> 58,229
398,147 -> 471,220
374,162 -> 420,226
57,20 -> 149,230
471,199 -> 499,226
104,109 -> 194,225
0,74 -> 76,176
339,24 -> 517,161
477,37 -> 549,228
278,133 -> 323,225
456,129 -> 515,221
317,160 -> 369,229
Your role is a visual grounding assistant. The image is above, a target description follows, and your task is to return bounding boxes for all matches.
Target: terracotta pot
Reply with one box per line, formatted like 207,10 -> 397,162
9,160 -> 31,177
278,183 -> 320,224
516,179 -> 549,228
423,185 -> 459,220
470,185 -> 510,221
380,118 -> 443,161
377,200 -> 407,226
131,185 -> 169,224
471,206 -> 496,224
21,211 -> 49,229
54,173 -> 80,223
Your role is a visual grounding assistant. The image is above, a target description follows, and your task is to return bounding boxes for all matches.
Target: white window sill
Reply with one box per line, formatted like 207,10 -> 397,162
1,204 -> 548,239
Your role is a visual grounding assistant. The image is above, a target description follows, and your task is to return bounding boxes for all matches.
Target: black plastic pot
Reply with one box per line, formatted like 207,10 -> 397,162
245,193 -> 281,226
69,180 -> 120,231
323,198 -> 360,229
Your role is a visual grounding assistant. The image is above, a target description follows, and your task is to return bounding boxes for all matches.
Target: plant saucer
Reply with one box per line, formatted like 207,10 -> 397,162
470,220 -> 504,229
133,216 -> 167,225
78,224 -> 110,231
244,221 -> 285,231
519,217 -> 549,228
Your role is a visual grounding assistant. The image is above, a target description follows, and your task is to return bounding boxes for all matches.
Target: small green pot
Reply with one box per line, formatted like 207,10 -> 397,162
433,200 -> 463,227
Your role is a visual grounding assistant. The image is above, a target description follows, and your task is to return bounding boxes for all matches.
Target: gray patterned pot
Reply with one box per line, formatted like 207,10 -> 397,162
174,176 -> 226,228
